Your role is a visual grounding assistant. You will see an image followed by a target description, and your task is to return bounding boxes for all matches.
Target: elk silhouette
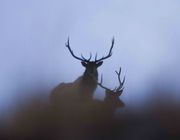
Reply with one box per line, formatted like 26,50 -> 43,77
50,38 -> 115,102
98,67 -> 125,111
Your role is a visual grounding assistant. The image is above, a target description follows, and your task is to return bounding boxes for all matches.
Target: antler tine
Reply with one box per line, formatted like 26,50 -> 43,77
66,38 -> 91,62
95,52 -> 98,61
115,67 -> 125,91
115,67 -> 121,83
95,37 -> 115,62
88,52 -> 92,61
80,52 -> 92,61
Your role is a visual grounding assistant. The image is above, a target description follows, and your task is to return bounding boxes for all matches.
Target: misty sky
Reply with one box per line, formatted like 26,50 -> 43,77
0,0 -> 180,112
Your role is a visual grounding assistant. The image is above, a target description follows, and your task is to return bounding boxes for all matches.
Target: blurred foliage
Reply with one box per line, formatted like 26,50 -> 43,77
0,89 -> 180,140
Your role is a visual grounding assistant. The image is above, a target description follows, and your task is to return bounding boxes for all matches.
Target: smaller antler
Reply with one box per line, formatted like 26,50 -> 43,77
65,38 -> 91,62
115,67 -> 125,93
98,67 -> 125,95
95,38 -> 115,62
98,75 -> 111,91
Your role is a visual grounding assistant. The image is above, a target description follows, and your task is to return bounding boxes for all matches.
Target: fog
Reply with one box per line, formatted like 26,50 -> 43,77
0,0 -> 180,113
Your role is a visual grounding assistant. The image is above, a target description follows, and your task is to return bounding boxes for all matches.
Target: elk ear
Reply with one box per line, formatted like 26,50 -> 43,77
96,61 -> 103,67
81,61 -> 87,67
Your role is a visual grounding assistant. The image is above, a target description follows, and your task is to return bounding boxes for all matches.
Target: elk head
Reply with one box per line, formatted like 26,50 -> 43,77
98,68 -> 125,107
65,38 -> 114,80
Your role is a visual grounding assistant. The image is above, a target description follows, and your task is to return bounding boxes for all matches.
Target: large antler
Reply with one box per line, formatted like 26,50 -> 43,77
95,38 -> 114,62
65,38 -> 92,62
98,67 -> 125,95
66,37 -> 114,62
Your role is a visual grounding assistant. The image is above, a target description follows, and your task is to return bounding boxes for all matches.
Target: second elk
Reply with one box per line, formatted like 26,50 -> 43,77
98,67 -> 125,113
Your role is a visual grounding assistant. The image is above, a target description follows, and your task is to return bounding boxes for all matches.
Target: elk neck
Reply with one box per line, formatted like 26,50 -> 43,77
78,70 -> 98,100
82,69 -> 98,84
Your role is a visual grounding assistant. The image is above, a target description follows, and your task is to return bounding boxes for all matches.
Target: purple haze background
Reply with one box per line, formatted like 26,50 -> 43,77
0,0 -> 180,114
